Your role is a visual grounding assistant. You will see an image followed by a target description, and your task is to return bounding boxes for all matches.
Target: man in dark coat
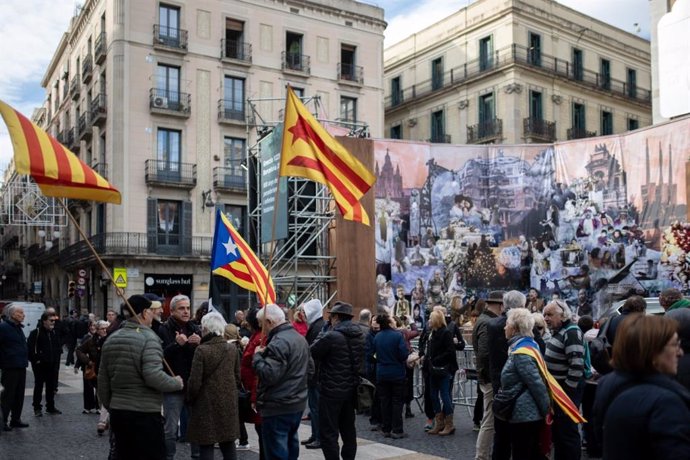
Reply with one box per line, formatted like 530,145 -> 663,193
0,304 -> 30,431
28,312 -> 63,416
310,301 -> 365,460
157,294 -> 201,460
302,299 -> 325,449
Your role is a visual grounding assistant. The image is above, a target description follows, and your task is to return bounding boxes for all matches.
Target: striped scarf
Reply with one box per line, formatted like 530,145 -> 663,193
512,337 -> 586,424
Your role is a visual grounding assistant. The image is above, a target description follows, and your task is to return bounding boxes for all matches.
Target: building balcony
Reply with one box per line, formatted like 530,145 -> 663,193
145,159 -> 196,188
25,243 -> 45,266
78,112 -> 92,140
56,130 -> 66,144
82,54 -> 93,84
523,117 -> 556,142
68,127 -> 79,151
66,127 -> 75,149
385,44 -> 652,111
58,232 -> 212,270
467,118 -> 503,144
91,161 -> 108,179
153,25 -> 188,53
90,93 -> 107,126
429,134 -> 451,144
567,127 -> 597,140
220,39 -> 252,64
150,89 -> 191,117
282,51 -> 310,75
213,166 -> 247,192
94,32 -> 107,64
217,99 -> 245,124
70,75 -> 80,100
338,63 -> 363,84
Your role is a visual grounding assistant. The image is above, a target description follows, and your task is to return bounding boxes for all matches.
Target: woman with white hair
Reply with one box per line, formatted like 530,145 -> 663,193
76,320 -> 110,429
497,308 -> 550,459
186,311 -> 240,459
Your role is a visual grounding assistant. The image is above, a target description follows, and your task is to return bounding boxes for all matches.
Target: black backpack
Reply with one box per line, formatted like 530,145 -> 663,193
590,319 -> 614,375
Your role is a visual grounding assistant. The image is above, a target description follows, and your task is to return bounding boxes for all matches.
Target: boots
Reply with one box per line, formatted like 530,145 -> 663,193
427,413 -> 445,435
438,413 -> 455,436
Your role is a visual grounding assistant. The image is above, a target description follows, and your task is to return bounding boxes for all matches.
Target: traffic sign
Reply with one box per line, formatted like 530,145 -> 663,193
113,267 -> 128,288
77,277 -> 86,286
78,269 -> 87,277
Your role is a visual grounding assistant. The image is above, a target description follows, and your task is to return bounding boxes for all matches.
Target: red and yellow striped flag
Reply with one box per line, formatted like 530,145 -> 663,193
279,86 -> 375,225
514,346 -> 587,424
211,210 -> 276,306
0,100 -> 121,204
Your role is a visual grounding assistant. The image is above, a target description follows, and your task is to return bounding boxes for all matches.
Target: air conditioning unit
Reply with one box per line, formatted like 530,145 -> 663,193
153,96 -> 169,109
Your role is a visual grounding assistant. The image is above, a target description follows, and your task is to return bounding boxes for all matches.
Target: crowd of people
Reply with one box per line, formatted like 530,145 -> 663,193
2,286 -> 690,459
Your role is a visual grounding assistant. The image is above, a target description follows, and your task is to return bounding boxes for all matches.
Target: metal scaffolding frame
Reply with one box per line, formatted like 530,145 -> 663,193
245,94 -> 368,307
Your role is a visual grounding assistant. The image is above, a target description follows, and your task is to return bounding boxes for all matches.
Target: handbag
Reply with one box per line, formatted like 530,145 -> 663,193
238,383 -> 255,423
492,385 -> 527,421
84,362 -> 97,380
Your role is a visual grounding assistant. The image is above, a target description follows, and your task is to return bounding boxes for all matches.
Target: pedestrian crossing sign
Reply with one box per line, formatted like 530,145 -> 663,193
113,267 -> 127,288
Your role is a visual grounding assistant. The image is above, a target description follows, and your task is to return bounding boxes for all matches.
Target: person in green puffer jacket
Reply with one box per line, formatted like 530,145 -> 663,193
661,288 -> 690,313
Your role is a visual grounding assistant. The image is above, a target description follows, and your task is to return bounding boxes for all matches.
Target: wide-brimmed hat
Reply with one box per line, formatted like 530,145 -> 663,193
330,301 -> 354,317
486,291 -> 505,304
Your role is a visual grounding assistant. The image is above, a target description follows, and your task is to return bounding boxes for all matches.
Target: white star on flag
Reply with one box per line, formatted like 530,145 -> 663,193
223,237 -> 238,256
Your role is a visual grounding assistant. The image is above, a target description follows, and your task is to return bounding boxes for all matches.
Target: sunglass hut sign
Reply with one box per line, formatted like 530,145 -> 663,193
145,274 -> 193,288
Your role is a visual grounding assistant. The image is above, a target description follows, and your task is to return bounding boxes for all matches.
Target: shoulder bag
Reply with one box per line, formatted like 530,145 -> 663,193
493,385 -> 527,421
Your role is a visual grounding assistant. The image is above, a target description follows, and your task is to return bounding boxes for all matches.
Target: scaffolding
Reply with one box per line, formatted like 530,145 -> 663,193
245,94 -> 368,307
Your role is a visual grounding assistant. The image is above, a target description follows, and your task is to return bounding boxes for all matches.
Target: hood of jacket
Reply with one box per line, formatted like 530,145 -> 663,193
303,299 -> 323,326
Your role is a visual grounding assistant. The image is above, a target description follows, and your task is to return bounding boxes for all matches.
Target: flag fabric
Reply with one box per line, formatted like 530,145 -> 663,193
514,346 -> 587,424
0,100 -> 121,204
211,209 -> 276,306
280,86 -> 375,225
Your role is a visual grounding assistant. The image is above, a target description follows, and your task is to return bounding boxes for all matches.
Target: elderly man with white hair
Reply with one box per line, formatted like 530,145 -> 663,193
253,304 -> 310,459
543,299 -> 585,460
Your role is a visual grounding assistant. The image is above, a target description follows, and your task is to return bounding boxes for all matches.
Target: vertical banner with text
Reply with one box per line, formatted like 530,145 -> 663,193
260,125 -> 288,243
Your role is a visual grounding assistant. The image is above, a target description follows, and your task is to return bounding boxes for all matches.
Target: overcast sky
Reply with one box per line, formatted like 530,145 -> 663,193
0,0 -> 652,176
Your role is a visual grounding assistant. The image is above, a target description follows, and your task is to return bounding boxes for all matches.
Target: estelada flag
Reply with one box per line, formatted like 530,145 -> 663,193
514,346 -> 587,424
280,86 -> 375,225
211,209 -> 276,306
0,100 -> 121,204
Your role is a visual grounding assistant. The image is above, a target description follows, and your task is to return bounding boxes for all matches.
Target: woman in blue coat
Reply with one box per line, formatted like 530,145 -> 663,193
594,314 -> 690,460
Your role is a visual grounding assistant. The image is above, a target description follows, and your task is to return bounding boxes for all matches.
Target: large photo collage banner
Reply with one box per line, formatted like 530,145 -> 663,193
374,118 -> 690,320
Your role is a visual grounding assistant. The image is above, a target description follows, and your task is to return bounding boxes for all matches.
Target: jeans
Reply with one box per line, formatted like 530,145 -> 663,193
199,442 -> 236,460
110,409 -> 166,460
308,385 -> 320,441
1,368 -> 26,425
261,411 -> 302,460
429,373 -> 453,415
32,363 -> 58,411
163,392 -> 198,460
319,395 -> 357,460
553,381 -> 584,460
377,379 -> 405,434
475,383 -> 494,460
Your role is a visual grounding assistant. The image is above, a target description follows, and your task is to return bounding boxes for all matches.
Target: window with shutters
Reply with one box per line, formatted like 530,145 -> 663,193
147,199 -> 192,254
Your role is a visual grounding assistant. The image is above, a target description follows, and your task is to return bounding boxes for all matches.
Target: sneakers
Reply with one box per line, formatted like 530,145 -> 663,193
34,409 -> 43,417
46,408 -> 62,415
424,419 -> 434,432
236,442 -> 250,451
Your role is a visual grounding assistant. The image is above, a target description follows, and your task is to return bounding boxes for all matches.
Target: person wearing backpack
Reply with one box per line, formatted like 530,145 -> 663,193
543,300 -> 586,460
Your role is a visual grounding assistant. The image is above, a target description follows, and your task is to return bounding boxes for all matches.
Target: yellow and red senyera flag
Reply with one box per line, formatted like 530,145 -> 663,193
0,100 -> 121,204
279,86 -> 375,225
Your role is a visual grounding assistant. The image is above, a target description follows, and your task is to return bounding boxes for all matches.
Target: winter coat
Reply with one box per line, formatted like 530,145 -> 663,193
500,336 -> 550,423
76,334 -> 105,374
98,320 -> 182,412
594,371 -> 690,460
186,334 -> 240,446
488,315 -> 509,392
373,328 -> 409,382
292,321 -> 308,337
472,309 -> 498,384
157,317 -> 202,388
311,319 -> 365,399
0,319 -> 28,369
240,331 -> 262,424
28,326 -> 62,366
253,322 -> 309,417
426,327 -> 458,376
364,329 -> 378,378
306,316 -> 325,386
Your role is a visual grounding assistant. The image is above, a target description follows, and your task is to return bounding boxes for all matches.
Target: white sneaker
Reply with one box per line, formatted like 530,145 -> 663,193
236,441 -> 250,451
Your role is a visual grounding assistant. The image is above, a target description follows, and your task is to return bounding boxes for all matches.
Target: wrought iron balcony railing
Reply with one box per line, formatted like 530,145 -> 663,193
429,134 -> 451,144
70,75 -> 80,100
78,112 -> 92,140
220,39 -> 252,63
217,99 -> 245,123
338,63 -> 363,84
153,25 -> 188,52
523,117 -> 556,142
90,93 -> 107,126
150,88 -> 191,117
282,51 -> 310,74
94,32 -> 107,64
213,166 -> 247,191
467,118 -> 503,144
145,159 -> 197,188
82,54 -> 93,84
567,127 -> 597,140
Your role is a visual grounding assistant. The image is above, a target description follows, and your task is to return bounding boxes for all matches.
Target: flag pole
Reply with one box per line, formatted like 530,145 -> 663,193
57,198 -> 176,376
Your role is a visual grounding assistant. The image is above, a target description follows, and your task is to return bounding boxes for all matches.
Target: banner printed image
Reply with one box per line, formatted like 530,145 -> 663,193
373,119 -> 690,320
